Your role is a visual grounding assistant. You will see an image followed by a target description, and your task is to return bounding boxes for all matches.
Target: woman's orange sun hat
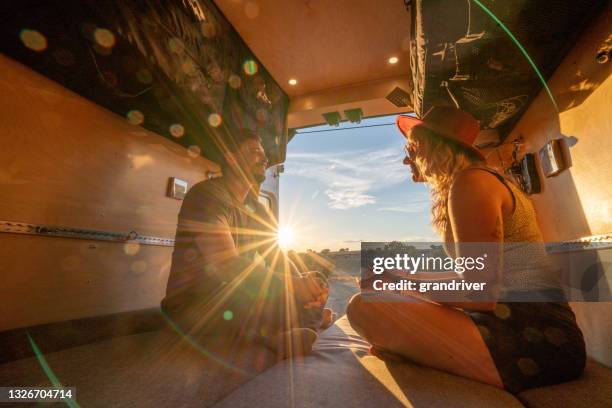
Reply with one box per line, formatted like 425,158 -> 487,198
396,106 -> 485,161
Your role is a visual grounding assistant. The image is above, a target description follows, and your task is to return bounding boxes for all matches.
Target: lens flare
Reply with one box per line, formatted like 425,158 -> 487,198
243,59 -> 258,76
470,0 -> 558,112
228,74 -> 242,89
169,123 -> 185,138
187,145 -> 202,158
208,113 -> 222,127
19,29 -> 47,52
277,226 -> 294,250
93,28 -> 115,48
126,110 -> 144,125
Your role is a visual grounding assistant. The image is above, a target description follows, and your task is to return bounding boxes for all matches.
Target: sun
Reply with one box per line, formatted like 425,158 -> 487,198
277,226 -> 295,250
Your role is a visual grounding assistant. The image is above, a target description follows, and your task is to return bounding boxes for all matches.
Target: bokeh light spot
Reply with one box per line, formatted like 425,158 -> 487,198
243,59 -> 258,76
123,242 -> 141,256
187,145 -> 202,158
493,304 -> 511,319
94,28 -> 116,48
169,123 -> 185,138
517,358 -> 539,376
223,310 -> 234,321
208,113 -> 222,128
181,59 -> 197,76
19,29 -> 47,52
126,110 -> 144,125
228,74 -> 242,89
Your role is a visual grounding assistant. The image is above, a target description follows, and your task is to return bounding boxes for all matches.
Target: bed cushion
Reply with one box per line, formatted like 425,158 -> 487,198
517,359 -> 612,408
215,316 -> 523,408
0,327 -> 277,407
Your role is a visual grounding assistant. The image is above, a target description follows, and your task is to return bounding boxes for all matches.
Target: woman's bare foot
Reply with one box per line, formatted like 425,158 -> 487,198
369,346 -> 407,363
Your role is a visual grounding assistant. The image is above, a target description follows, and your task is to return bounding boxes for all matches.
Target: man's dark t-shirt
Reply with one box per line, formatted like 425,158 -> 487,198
161,178 -> 287,334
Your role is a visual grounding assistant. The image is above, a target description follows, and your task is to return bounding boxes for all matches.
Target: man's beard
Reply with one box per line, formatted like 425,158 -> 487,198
254,171 -> 266,183
252,162 -> 266,183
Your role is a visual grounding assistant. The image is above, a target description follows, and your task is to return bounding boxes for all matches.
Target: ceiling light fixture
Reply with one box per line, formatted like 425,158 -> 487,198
388,56 -> 399,64
288,78 -> 298,85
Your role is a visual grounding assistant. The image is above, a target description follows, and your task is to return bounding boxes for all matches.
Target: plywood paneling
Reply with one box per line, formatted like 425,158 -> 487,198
495,5 -> 612,366
214,0 -> 411,97
0,55 -> 219,330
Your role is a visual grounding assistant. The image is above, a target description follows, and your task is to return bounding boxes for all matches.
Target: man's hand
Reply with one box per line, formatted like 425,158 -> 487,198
292,272 -> 329,308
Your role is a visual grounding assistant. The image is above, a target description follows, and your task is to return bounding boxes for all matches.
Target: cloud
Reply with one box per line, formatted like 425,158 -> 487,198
325,189 -> 375,209
285,148 -> 408,209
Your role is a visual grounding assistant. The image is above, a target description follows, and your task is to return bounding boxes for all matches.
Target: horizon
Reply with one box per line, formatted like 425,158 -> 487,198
279,114 -> 438,253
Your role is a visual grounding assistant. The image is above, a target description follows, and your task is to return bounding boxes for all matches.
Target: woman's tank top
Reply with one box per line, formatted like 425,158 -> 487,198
444,165 -> 562,295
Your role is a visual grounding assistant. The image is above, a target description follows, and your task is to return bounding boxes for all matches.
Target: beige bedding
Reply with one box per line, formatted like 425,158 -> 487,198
1,315 -> 609,407
216,316 -> 523,408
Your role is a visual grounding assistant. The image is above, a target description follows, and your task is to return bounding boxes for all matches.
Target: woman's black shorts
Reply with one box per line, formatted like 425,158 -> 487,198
467,301 -> 586,393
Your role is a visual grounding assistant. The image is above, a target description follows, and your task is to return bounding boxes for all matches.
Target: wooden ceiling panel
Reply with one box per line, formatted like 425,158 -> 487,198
214,0 -> 411,97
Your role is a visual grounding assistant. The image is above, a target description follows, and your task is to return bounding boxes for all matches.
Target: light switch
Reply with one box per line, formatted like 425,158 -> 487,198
168,177 -> 188,200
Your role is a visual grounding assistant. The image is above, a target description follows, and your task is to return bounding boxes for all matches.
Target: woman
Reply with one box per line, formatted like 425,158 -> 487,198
347,106 -> 585,393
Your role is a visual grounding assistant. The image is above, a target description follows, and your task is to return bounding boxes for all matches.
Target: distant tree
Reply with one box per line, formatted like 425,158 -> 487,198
321,249 -> 330,254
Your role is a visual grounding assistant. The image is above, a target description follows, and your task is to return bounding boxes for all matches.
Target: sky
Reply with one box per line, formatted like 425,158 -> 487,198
279,114 -> 438,252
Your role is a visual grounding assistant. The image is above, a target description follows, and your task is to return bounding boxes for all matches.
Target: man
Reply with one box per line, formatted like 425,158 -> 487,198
162,129 -> 329,356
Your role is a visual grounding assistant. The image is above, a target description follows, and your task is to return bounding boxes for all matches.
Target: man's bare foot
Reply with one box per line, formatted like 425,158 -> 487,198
319,308 -> 336,330
265,328 -> 318,359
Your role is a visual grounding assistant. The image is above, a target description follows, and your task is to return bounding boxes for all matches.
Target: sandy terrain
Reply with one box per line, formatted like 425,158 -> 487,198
325,252 -> 361,319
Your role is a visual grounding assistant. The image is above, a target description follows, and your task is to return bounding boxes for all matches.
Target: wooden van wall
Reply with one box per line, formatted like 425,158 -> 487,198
0,0 -> 288,165
496,6 -> 612,366
0,55 -> 221,331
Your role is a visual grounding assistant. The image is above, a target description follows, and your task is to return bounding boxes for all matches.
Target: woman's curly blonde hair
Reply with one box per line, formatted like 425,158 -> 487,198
409,127 -> 483,237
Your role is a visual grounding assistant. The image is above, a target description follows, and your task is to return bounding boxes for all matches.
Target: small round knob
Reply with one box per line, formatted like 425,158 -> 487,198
595,50 -> 609,64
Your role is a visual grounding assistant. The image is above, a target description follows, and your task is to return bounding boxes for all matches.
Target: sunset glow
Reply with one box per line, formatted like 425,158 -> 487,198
277,226 -> 295,250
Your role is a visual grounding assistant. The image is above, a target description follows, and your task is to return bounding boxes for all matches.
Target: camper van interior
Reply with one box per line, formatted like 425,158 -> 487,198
1,0 -> 611,406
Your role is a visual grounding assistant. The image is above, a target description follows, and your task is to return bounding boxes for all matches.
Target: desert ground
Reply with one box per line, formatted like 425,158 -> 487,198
325,251 -> 361,319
